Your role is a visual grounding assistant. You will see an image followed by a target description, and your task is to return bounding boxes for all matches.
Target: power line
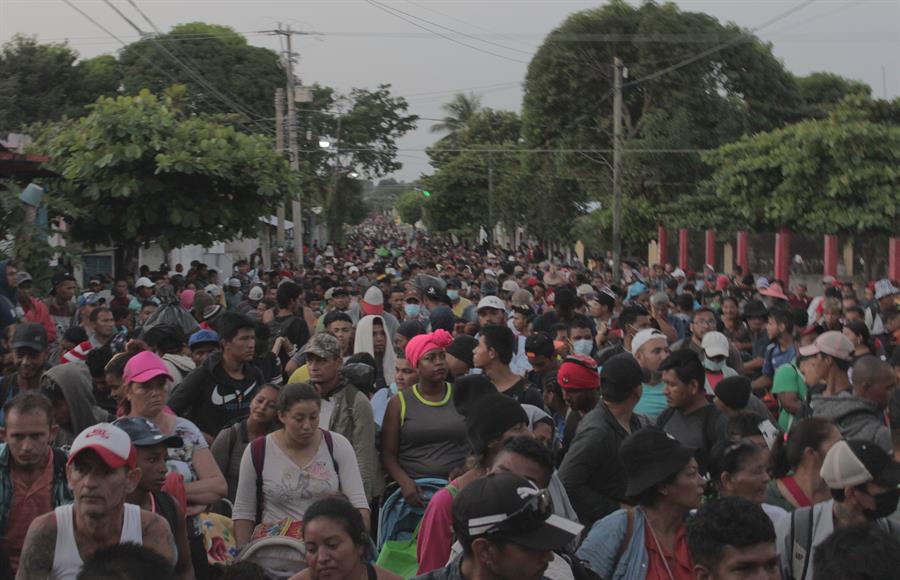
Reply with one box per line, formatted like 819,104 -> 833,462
762,0 -> 863,37
60,0 -> 130,45
60,0 -> 259,134
624,0 -> 818,89
369,0 -> 532,56
404,0 -> 535,51
125,0 -> 160,33
363,0 -> 530,65
64,0 -> 270,135
102,0 -> 275,135
404,81 -> 521,99
121,0 -> 274,127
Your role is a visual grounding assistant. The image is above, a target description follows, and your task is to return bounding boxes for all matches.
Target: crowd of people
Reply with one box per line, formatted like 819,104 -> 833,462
0,214 -> 898,580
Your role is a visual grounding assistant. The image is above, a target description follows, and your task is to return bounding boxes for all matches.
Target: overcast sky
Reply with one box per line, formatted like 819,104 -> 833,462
3,0 -> 898,181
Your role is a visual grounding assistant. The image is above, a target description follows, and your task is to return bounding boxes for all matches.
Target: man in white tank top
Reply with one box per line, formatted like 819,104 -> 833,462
14,423 -> 175,580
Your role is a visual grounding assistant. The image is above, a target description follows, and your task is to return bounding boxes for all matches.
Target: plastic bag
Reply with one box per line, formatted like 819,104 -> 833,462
142,303 -> 200,337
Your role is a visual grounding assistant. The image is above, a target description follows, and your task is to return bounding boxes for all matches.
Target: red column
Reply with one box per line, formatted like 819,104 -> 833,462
736,231 -> 748,273
774,228 -> 791,286
678,229 -> 689,270
658,225 -> 668,266
890,237 -> 900,281
704,230 -> 716,269
823,234 -> 838,277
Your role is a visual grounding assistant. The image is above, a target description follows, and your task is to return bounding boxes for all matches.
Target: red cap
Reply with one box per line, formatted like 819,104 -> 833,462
557,354 -> 600,390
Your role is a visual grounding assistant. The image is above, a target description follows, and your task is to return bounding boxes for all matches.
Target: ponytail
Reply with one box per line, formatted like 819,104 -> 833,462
770,417 -> 834,479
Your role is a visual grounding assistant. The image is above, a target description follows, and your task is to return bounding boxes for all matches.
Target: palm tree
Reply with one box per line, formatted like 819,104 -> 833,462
430,92 -> 482,135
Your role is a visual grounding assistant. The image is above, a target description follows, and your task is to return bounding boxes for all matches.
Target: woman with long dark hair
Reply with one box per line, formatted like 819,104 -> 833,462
290,497 -> 402,580
765,417 -> 841,511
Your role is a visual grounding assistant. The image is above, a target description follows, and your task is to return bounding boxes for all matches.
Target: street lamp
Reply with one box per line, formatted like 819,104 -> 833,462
318,138 -> 331,149
348,171 -> 359,179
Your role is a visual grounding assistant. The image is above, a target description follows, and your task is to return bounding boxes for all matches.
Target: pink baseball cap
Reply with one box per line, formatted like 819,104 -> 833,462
122,351 -> 173,385
68,423 -> 136,469
180,289 -> 196,310
799,330 -> 854,362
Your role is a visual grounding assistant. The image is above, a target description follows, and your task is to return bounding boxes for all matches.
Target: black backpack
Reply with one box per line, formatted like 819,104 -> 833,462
657,405 -> 722,468
266,315 -> 298,351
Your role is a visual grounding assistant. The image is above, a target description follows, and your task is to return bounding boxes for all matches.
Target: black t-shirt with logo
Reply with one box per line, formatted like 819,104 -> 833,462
169,351 -> 263,437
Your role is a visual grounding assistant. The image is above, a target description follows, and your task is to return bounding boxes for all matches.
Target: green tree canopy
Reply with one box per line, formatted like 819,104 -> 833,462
702,95 -> 900,237
32,89 -> 297,271
422,108 -> 521,239
395,189 -> 425,225
795,71 -> 871,118
297,84 -> 418,238
118,23 -> 283,122
518,0 -> 806,248
0,35 -> 120,128
430,92 -> 483,136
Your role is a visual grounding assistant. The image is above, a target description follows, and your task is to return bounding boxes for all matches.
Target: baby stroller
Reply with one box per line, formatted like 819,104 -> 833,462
377,478 -> 448,552
234,519 -> 308,580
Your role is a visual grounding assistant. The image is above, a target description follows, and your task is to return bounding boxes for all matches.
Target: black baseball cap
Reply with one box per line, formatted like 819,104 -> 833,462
742,299 -> 769,319
452,472 -> 583,551
11,323 -> 48,352
424,284 -> 447,301
112,417 -> 183,448
51,271 -> 76,288
446,335 -> 478,368
525,333 -> 555,359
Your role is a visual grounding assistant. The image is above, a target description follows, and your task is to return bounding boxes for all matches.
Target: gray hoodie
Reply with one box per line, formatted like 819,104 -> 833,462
812,393 -> 892,454
42,362 -> 110,449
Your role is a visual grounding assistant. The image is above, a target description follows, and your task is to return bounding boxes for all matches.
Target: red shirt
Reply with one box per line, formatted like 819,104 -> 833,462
23,296 -> 56,343
2,450 -> 55,572
644,523 -> 693,580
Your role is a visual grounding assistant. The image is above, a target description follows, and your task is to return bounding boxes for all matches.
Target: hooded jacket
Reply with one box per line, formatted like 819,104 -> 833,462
167,349 -> 263,437
42,362 -> 110,448
162,353 -> 196,389
0,259 -> 20,342
353,315 -> 396,387
812,394 -> 892,454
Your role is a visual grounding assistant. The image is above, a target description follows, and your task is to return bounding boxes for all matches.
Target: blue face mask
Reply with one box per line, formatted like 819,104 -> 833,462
447,290 -> 460,301
703,358 -> 726,372
404,303 -> 421,317
572,339 -> 594,356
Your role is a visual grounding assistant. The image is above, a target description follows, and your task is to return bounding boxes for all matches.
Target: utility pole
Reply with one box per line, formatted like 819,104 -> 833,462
328,114 -> 343,242
274,88 -> 286,250
611,56 -> 624,278
284,26 -> 303,265
488,153 -> 494,247
268,24 -> 307,266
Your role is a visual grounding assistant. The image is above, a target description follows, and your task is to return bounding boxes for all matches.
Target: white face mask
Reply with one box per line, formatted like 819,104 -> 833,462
703,358 -> 726,372
572,339 -> 594,356
447,290 -> 460,301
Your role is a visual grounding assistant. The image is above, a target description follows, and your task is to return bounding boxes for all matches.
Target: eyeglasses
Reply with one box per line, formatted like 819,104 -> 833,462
694,319 -> 716,327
